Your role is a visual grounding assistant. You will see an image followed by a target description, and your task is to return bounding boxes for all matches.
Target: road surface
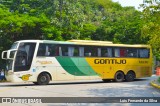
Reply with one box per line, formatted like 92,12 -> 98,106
0,75 -> 160,106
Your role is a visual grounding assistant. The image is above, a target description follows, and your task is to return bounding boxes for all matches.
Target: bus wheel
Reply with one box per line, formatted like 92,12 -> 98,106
125,71 -> 135,82
37,73 -> 50,85
115,71 -> 124,82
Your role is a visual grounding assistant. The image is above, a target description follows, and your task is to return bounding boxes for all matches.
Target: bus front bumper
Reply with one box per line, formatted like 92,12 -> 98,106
5,72 -> 23,82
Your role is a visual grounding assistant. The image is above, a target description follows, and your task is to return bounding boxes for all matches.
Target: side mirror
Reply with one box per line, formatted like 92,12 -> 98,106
2,49 -> 17,59
1,51 -> 7,59
7,50 -> 17,59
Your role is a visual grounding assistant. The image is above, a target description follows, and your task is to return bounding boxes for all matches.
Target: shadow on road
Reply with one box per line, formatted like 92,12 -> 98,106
0,81 -> 103,87
0,78 -> 149,87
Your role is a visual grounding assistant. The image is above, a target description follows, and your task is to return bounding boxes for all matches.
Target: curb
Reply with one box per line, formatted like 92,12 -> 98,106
150,80 -> 160,89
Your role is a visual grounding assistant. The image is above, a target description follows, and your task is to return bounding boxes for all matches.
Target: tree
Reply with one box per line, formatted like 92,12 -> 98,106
92,3 -> 143,44
141,0 -> 160,60
0,0 -> 146,68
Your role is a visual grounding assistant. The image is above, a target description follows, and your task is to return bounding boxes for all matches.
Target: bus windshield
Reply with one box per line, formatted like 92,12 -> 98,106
3,42 -> 18,71
10,42 -> 18,49
6,60 -> 13,71
14,42 -> 36,72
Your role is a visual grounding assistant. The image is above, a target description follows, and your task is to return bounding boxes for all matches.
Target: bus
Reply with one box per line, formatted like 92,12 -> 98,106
1,40 -> 152,85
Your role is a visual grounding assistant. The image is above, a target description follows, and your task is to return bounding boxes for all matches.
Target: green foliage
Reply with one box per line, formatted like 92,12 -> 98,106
0,0 -> 142,42
0,0 -> 147,67
141,1 -> 160,60
93,6 -> 142,44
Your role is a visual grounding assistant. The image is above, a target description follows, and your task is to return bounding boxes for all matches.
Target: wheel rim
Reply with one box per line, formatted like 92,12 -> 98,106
126,72 -> 135,81
40,76 -> 47,82
37,73 -> 50,85
115,72 -> 124,82
117,73 -> 123,80
128,74 -> 133,79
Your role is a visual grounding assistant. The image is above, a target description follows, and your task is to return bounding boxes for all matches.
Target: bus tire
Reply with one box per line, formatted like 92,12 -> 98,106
115,71 -> 124,82
37,73 -> 50,85
125,71 -> 135,82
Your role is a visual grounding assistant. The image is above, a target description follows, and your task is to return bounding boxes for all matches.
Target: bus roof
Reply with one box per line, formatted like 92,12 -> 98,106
16,40 -> 150,48
68,40 -> 113,44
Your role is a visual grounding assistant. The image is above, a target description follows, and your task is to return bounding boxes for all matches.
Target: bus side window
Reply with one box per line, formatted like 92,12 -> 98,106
47,44 -> 57,56
68,47 -> 74,56
84,46 -> 97,57
92,47 -> 98,57
37,44 -> 46,56
79,47 -> 84,57
85,52 -> 91,57
101,48 -> 112,57
61,45 -> 68,56
120,48 -> 127,57
114,48 -> 120,57
73,47 -> 79,56
68,46 -> 79,57
101,48 -> 108,57
37,44 -> 60,57
48,45 -> 54,56
127,48 -> 138,58
139,49 -> 149,58
37,44 -> 51,56
84,46 -> 91,57
58,46 -> 62,56
98,48 -> 101,57
45,45 -> 50,56
55,46 -> 59,56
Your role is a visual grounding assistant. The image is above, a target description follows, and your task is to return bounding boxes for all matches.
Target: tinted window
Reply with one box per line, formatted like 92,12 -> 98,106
37,43 -> 58,56
127,48 -> 138,57
37,44 -> 149,58
138,49 -> 150,58
98,47 -> 112,57
59,45 -> 79,57
14,43 -> 36,71
113,48 -> 138,58
10,42 -> 18,49
84,46 -> 97,57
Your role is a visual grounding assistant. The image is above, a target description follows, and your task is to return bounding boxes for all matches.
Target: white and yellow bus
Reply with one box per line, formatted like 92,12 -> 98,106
1,40 -> 152,85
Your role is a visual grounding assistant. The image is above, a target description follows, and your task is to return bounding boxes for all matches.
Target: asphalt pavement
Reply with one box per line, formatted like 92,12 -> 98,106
0,75 -> 159,106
